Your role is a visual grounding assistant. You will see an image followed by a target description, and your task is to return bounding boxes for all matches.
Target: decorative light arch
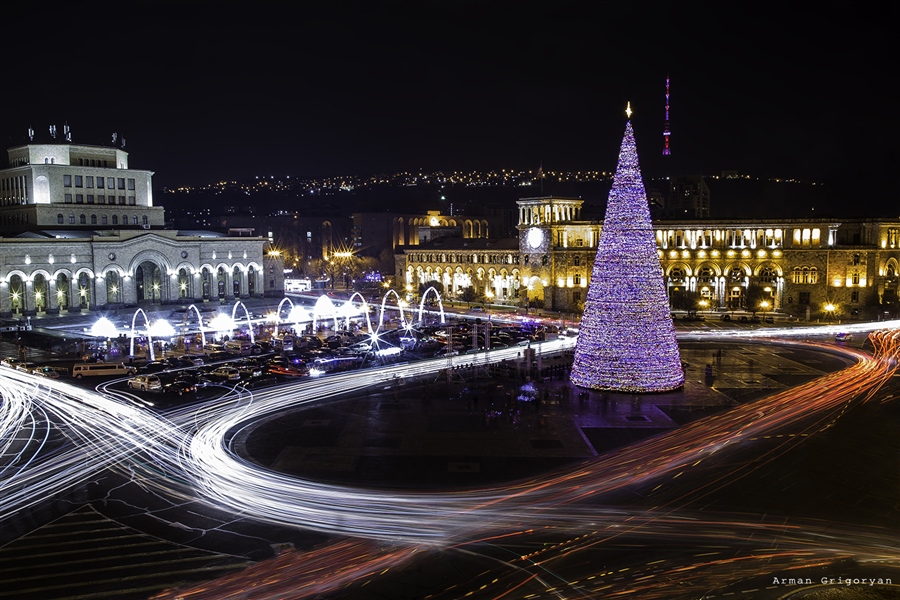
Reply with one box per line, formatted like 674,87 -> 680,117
230,300 -> 254,343
273,297 -> 295,338
376,289 -> 409,332
313,295 -> 339,331
345,291 -> 374,334
180,304 -> 208,349
129,308 -> 156,361
417,285 -> 446,325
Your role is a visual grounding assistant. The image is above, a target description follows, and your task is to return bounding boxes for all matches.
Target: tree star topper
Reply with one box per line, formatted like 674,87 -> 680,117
625,101 -> 632,119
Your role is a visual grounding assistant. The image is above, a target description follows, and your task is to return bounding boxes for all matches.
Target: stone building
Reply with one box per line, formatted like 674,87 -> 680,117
396,196 -> 900,320
0,139 -> 281,317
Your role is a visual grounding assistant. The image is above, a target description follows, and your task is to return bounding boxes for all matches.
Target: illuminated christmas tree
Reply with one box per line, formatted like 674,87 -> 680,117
570,112 -> 684,393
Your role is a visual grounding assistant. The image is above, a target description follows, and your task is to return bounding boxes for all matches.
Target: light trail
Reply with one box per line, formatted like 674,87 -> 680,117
2,326 -> 898,598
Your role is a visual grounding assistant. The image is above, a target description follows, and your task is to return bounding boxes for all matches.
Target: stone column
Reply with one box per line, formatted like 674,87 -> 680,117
69,277 -> 83,312
0,281 -> 10,318
23,278 -> 35,316
193,270 -> 203,303
47,278 -> 59,315
122,275 -> 137,305
225,271 -> 234,301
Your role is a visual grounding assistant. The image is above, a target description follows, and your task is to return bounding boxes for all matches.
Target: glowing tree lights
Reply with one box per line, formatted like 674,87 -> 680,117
570,116 -> 684,392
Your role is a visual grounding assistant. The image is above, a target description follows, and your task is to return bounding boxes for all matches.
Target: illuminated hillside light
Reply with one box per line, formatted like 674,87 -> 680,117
570,118 -> 684,393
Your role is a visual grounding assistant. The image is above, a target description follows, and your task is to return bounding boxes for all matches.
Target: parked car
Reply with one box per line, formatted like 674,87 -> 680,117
32,366 -> 61,378
73,363 -> 136,379
268,364 -> 308,377
162,380 -> 197,395
127,375 -> 162,391
209,366 -> 241,381
138,361 -> 170,374
237,374 -> 279,390
15,362 -> 38,373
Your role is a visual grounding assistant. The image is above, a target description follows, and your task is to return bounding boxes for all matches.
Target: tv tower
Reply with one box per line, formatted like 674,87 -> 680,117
662,76 -> 671,155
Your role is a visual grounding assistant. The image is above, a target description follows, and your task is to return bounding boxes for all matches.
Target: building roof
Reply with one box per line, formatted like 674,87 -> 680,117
397,237 -> 519,252
14,230 -> 95,239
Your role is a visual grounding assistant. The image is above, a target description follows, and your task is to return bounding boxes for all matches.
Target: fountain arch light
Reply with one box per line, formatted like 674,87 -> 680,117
180,304 -> 208,350
129,308 -> 155,361
273,297 -> 295,338
344,291 -> 374,335
208,313 -> 236,341
417,286 -> 446,325
376,289 -> 410,333
230,300 -> 254,343
312,295 -> 339,332
90,317 -> 118,339
148,319 -> 176,338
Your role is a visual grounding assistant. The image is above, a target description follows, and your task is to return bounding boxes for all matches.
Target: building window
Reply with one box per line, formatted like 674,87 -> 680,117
759,266 -> 778,283
112,215 -> 118,225
79,214 -> 86,224
127,178 -> 135,190
574,256 -> 581,266
142,215 -> 148,225
75,175 -> 83,187
69,214 -> 75,224
851,272 -> 860,285
87,194 -> 94,204
101,215 -> 108,225
117,178 -> 125,190
573,273 -> 581,285
128,196 -> 135,205
57,213 -> 64,224
851,290 -> 860,303
119,196 -> 126,205
86,176 -> 94,188
122,214 -> 128,224
75,194 -> 83,204
132,216 -> 138,225
107,177 -> 115,189
65,193 -> 72,203
573,291 -> 581,303
97,195 -> 105,204
792,266 -> 818,284
97,177 -> 104,189
64,175 -> 72,187
91,215 -> 97,224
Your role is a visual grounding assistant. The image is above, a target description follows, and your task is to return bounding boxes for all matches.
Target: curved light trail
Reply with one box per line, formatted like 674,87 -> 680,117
3,322 -> 899,598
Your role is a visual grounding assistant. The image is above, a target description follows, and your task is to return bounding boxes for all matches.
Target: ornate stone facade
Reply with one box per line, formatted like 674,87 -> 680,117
1,141 -> 280,317
396,196 -> 900,320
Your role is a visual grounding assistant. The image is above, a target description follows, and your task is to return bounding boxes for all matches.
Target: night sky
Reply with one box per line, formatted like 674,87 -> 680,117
1,1 -> 895,214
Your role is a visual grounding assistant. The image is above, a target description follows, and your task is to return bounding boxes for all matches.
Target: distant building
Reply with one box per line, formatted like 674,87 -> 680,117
395,196 -> 900,320
351,211 -> 495,257
1,139 -> 280,317
666,175 -> 710,219
0,142 -> 164,234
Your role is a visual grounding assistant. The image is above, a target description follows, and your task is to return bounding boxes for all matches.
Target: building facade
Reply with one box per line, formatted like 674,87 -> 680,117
396,196 -> 900,320
1,141 -> 281,317
353,211 -> 495,256
1,142 -> 164,234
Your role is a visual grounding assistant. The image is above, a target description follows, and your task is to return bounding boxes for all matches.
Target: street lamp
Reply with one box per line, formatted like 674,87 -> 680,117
824,303 -> 836,321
